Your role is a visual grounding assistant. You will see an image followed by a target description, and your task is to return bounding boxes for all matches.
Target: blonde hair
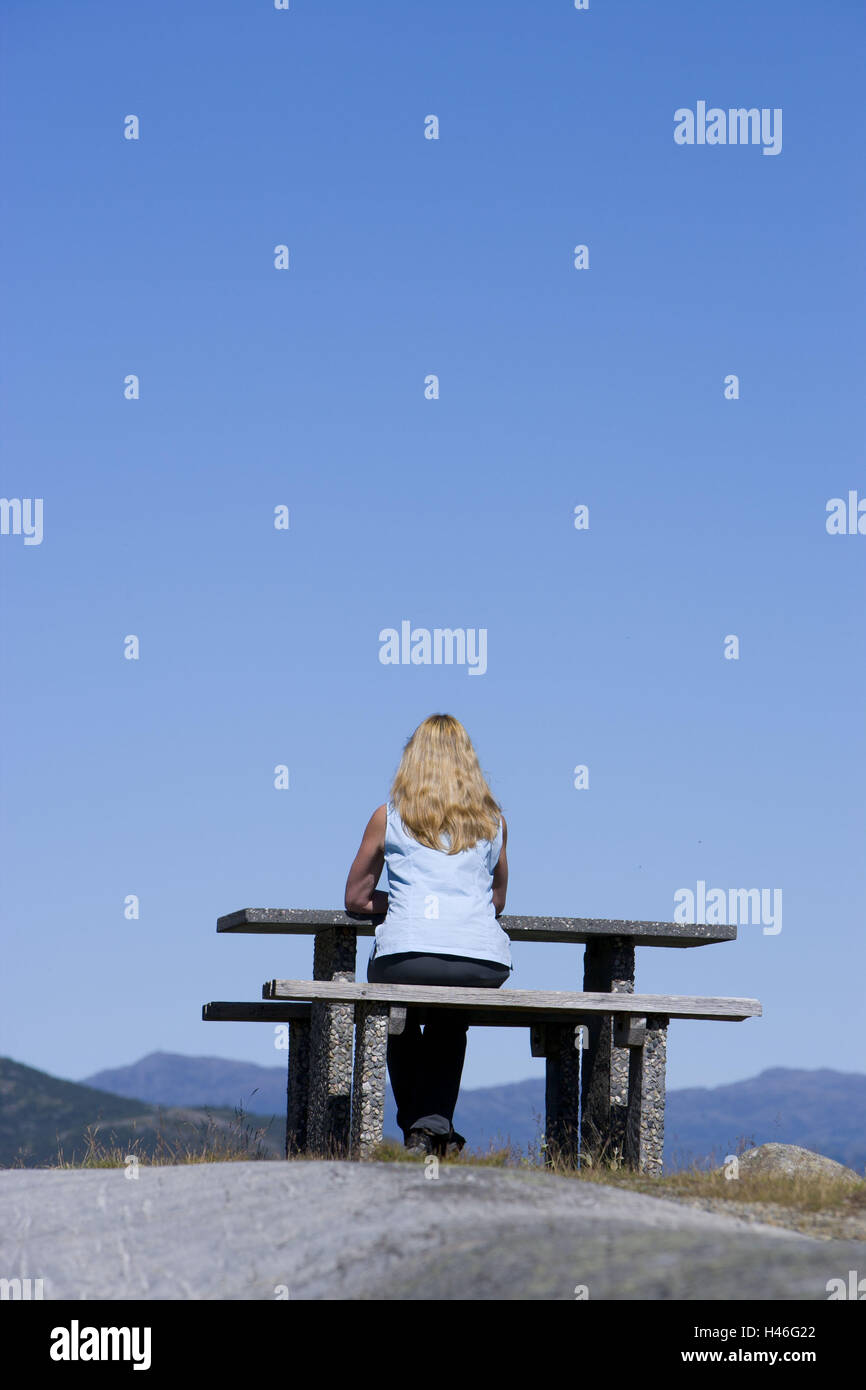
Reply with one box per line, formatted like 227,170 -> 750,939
390,714 -> 501,854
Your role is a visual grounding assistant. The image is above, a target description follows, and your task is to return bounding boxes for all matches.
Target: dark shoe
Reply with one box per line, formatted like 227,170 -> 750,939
428,1128 -> 467,1158
405,1128 -> 435,1156
444,1128 -> 466,1157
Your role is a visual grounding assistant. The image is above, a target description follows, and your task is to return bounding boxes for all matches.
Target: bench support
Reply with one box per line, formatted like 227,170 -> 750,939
307,927 -> 357,1156
286,1018 -> 311,1156
624,1014 -> 667,1174
543,1022 -> 584,1165
538,1007 -> 668,1175
581,937 -> 635,1163
350,1002 -> 389,1159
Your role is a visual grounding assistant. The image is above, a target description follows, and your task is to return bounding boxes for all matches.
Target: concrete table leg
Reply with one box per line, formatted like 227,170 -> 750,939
350,1002 -> 389,1159
624,1014 -> 668,1174
307,927 -> 356,1156
543,1022 -> 584,1166
285,1018 -> 310,1157
581,937 -> 635,1164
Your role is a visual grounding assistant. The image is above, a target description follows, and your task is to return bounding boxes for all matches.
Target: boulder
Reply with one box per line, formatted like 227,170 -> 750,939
734,1143 -> 862,1182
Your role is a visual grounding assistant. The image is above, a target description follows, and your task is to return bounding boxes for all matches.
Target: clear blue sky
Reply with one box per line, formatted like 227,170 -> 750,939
2,1 -> 864,1095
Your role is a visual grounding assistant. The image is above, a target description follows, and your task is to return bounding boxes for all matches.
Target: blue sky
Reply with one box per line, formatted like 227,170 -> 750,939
1,0 -> 863,1098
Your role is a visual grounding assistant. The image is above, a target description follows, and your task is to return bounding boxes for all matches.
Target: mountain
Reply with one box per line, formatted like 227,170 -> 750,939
85,1052 -> 288,1115
82,1053 -> 866,1173
0,1056 -> 153,1166
83,1051 -> 541,1151
0,1057 -> 284,1168
665,1067 -> 866,1172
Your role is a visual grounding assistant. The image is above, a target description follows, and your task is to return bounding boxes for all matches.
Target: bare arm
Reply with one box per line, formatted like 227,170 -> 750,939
344,804 -> 388,918
492,813 -> 508,917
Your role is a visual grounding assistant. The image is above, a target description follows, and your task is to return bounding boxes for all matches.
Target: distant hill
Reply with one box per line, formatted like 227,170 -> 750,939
85,1052 -> 288,1115
82,1053 -> 866,1173
665,1067 -> 866,1173
83,1051 -> 541,1151
0,1057 -> 284,1168
5,1053 -> 862,1172
0,1057 -> 154,1166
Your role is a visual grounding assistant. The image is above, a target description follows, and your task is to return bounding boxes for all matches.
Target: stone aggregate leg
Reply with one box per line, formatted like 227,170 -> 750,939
351,1003 -> 389,1158
307,927 -> 356,1156
543,1022 -> 583,1166
581,937 -> 635,1162
624,1014 -> 668,1174
285,1018 -> 310,1156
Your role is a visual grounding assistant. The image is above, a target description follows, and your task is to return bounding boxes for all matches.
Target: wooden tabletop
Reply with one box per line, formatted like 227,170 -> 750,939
217,908 -> 735,947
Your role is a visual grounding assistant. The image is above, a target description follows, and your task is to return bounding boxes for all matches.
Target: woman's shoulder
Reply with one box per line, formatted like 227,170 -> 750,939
358,804 -> 388,844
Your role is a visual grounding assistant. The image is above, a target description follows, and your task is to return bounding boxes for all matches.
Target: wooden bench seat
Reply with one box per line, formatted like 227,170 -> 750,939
263,978 -> 761,1021
203,1002 -> 312,1023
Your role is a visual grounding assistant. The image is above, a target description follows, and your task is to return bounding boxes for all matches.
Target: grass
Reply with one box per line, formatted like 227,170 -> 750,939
46,1104 -> 278,1169
366,1120 -> 866,1228
370,1139 -> 865,1209
603,1166 -> 866,1213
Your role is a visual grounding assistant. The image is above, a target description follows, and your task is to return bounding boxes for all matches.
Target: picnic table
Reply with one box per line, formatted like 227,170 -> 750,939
203,909 -> 760,1173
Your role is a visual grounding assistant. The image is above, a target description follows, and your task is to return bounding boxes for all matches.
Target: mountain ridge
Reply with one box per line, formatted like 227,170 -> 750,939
3,1053 -> 862,1172
0,1056 -> 284,1168
83,1053 -> 866,1173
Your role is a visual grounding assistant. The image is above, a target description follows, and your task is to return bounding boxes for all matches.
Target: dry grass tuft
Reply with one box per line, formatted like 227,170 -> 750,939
50,1105 -> 276,1169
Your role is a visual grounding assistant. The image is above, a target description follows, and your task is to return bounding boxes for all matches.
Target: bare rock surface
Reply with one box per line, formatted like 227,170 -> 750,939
1,1160 -> 862,1301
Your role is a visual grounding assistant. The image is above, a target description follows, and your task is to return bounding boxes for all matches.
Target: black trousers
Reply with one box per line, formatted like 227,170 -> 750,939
367,950 -> 510,1140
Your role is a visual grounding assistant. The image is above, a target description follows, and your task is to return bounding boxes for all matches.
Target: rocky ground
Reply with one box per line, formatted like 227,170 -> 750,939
676,1143 -> 866,1242
649,1193 -> 866,1243
1,1158 -> 863,1300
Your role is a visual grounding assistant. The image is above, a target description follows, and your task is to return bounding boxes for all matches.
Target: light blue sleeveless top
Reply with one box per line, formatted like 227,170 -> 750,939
371,801 -> 512,969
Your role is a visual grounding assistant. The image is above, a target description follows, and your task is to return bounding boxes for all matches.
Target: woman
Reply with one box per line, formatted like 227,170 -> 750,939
344,713 -> 511,1157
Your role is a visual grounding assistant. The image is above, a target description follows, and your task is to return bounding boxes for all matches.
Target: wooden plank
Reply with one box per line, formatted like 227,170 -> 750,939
218,907 -> 735,946
202,999 -> 670,1030
263,979 -> 762,1021
202,1001 -> 311,1022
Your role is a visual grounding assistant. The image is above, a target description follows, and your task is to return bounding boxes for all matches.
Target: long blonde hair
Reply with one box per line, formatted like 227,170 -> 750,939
390,714 -> 501,854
